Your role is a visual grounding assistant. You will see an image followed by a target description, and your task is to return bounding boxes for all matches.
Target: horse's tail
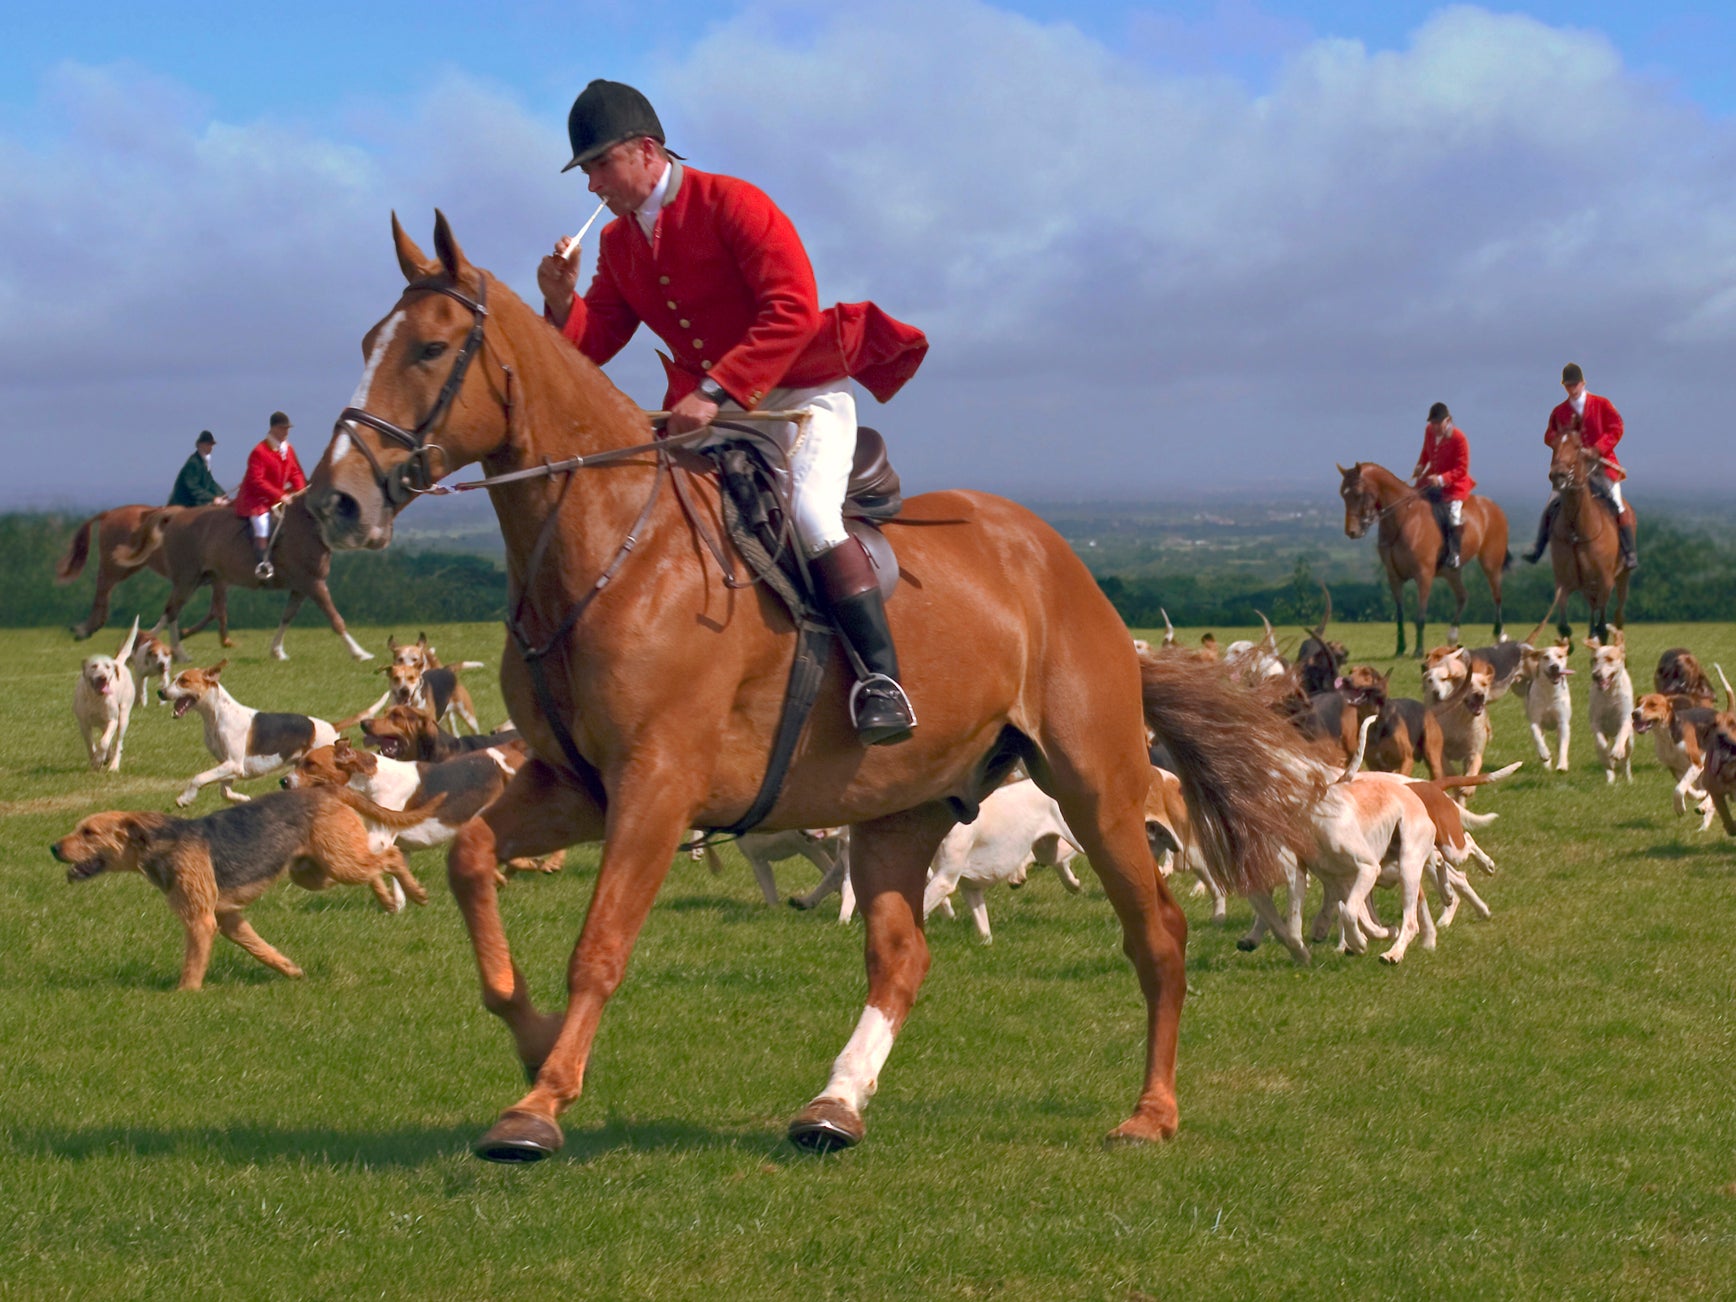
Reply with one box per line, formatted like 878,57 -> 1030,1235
1139,655 -> 1319,896
56,512 -> 104,583
113,508 -> 173,569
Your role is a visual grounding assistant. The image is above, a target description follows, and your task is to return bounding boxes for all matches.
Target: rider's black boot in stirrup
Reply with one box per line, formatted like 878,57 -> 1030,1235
812,539 -> 915,746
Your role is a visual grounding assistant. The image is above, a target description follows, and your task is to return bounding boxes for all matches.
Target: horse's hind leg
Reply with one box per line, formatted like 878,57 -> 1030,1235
1389,572 -> 1407,656
789,804 -> 954,1153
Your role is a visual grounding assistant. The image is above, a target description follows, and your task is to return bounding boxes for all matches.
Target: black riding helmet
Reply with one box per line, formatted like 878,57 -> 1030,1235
560,79 -> 683,172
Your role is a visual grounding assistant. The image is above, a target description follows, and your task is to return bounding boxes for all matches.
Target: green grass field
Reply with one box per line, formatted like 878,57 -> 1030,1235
3,619 -> 1733,1300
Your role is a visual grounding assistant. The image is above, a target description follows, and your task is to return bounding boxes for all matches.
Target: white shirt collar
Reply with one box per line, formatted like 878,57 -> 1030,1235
636,160 -> 673,239
1570,391 -> 1586,415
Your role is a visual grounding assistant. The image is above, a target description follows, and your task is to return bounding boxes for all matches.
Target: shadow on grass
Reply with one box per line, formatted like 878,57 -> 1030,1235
1640,840 -> 1735,862
35,956 -> 289,991
2,1115 -> 797,1168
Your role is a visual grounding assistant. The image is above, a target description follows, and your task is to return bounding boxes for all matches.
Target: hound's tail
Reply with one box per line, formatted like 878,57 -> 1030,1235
330,787 -> 445,829
113,509 -> 173,569
1140,655 -> 1318,895
56,512 -> 104,583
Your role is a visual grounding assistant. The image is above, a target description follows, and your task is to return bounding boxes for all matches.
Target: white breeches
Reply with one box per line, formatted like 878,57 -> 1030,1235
248,512 -> 272,539
707,380 -> 857,558
1608,481 -> 1624,511
1445,499 -> 1463,526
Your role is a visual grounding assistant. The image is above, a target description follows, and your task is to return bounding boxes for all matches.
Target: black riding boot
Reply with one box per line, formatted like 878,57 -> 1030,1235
1442,522 -> 1463,569
1618,521 -> 1639,571
1521,499 -> 1559,564
811,539 -> 915,746
252,535 -> 274,581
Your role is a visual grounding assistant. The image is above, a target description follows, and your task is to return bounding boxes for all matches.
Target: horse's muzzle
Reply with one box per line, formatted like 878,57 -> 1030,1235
307,484 -> 392,551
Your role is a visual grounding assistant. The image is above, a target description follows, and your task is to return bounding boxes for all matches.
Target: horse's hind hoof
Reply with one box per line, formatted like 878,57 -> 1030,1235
473,1109 -> 563,1164
787,1098 -> 865,1153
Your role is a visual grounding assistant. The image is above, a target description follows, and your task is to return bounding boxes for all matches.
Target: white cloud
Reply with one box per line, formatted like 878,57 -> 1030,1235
5,4 -> 1736,508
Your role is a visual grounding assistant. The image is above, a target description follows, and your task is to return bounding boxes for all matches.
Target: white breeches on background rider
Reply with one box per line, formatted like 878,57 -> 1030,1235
706,380 -> 856,558
248,511 -> 272,539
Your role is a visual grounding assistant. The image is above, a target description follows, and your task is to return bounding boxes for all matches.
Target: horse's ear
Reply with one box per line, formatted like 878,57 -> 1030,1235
432,209 -> 471,283
1335,462 -> 1347,476
392,211 -> 437,282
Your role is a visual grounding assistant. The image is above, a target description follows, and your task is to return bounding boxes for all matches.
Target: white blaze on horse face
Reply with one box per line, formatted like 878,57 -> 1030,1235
333,309 -> 406,465
818,1005 -> 897,1114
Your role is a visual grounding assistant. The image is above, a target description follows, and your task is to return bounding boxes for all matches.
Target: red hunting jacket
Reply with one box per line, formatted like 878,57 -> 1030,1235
559,164 -> 927,409
234,439 -> 307,517
1546,394 -> 1624,481
1412,424 -> 1475,501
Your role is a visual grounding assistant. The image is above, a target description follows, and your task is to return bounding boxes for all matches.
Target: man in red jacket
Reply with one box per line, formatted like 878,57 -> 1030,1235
235,411 -> 307,580
1411,401 -> 1475,568
1522,363 -> 1636,570
536,80 -> 929,745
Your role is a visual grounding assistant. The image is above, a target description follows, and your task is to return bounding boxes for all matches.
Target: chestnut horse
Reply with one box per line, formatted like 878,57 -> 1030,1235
1530,428 -> 1631,642
114,500 -> 373,662
1338,462 -> 1511,656
57,504 -> 226,643
306,213 -> 1317,1162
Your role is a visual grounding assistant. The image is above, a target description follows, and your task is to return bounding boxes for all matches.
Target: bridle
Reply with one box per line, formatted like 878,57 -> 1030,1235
335,275 -> 496,506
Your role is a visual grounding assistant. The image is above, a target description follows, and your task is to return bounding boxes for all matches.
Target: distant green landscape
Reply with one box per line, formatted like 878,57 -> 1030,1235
11,493 -> 1734,636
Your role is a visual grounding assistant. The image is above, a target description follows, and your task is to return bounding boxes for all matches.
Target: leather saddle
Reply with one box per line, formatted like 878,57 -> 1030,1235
708,425 -> 903,603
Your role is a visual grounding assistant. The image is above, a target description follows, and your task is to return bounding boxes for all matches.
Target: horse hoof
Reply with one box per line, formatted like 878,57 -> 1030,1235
1234,937 -> 1257,952
473,1109 -> 563,1164
787,1098 -> 865,1153
1104,1113 -> 1176,1147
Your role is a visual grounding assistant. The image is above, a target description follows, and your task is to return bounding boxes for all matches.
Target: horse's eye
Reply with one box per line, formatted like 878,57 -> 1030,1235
420,341 -> 448,362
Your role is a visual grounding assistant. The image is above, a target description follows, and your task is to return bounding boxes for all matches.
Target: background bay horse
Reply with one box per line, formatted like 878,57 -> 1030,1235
1531,428 -> 1631,641
57,505 -> 227,642
305,213 -> 1318,1162
115,501 -> 373,662
1338,462 -> 1511,656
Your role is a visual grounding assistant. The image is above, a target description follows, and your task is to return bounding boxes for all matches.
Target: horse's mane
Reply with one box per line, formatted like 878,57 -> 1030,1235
475,269 -> 655,456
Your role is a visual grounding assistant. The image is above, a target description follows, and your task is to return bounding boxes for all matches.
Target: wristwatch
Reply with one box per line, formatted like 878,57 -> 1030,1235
696,379 -> 729,407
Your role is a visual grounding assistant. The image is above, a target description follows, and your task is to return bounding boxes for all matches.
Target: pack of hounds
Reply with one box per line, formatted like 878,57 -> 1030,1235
61,609 -> 1736,988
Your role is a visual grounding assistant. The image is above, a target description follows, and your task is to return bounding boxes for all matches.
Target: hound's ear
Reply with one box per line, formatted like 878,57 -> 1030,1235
1613,628 -> 1625,649
387,634 -> 401,651
208,659 -> 228,676
392,211 -> 437,282
1585,636 -> 1602,651
432,209 -> 470,283
378,664 -> 392,675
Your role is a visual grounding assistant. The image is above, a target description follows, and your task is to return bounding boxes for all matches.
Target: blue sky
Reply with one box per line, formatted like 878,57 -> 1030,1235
4,2 -> 1734,506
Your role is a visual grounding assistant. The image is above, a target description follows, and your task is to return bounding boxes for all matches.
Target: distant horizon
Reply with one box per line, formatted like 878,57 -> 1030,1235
5,4 -> 1735,508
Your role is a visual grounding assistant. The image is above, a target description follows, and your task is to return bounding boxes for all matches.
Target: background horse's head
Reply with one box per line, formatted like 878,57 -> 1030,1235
1547,426 -> 1599,492
1337,462 -> 1377,538
308,212 -> 510,551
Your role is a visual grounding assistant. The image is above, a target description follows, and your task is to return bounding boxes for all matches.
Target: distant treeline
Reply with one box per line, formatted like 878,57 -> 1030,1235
1,513 -> 506,630
1097,517 -> 1736,630
6,510 -> 1731,634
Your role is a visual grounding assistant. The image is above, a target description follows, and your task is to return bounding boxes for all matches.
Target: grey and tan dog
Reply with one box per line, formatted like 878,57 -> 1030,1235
51,786 -> 439,990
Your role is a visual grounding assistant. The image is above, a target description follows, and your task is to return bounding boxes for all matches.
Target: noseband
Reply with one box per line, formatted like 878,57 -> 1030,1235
336,277 -> 494,506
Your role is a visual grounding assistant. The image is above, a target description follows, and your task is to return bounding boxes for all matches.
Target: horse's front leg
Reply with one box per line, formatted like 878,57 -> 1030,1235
1412,570 -> 1434,658
474,762 -> 698,1163
267,592 -> 305,661
449,758 -> 605,1144
1443,570 -> 1468,645
789,804 -> 956,1152
1388,571 -> 1408,656
304,577 -> 374,661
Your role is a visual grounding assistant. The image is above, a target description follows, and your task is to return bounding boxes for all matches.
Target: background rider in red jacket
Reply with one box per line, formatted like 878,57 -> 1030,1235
1410,401 -> 1475,569
536,81 -> 928,745
1523,363 -> 1636,570
234,411 -> 307,580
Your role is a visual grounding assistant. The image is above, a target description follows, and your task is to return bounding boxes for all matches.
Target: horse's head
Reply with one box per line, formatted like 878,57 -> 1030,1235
1337,462 -> 1377,538
1547,426 -> 1599,492
308,212 -> 509,551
